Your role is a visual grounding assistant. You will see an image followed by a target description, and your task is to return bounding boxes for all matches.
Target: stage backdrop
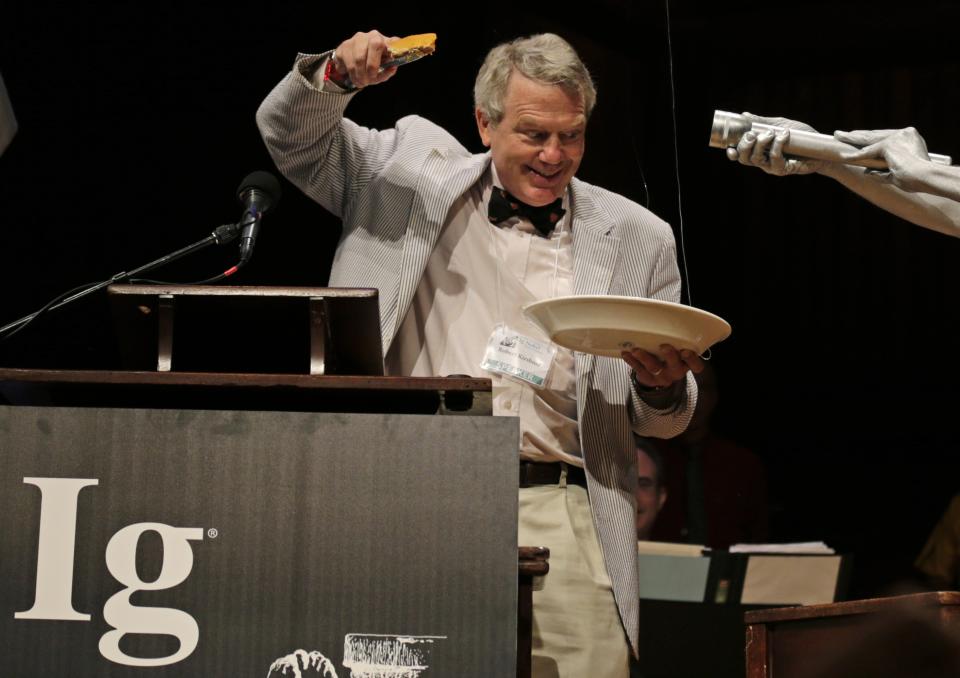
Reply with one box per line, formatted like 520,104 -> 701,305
0,405 -> 519,677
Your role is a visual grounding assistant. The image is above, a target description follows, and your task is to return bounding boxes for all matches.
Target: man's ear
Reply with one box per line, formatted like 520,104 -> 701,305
475,108 -> 492,147
657,488 -> 667,511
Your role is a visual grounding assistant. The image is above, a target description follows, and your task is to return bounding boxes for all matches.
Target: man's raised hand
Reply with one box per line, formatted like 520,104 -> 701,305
332,30 -> 399,88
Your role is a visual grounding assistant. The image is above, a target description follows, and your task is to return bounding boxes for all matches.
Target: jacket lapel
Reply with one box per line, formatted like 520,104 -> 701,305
569,180 -> 621,421
570,181 -> 620,297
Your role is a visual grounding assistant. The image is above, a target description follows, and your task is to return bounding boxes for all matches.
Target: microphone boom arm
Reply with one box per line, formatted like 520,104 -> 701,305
0,222 -> 242,338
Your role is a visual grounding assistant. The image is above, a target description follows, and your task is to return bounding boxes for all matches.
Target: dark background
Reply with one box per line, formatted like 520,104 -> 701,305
2,1 -> 958,599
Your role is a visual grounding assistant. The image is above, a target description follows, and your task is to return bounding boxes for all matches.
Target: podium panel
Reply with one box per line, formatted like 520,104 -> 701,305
0,405 -> 519,677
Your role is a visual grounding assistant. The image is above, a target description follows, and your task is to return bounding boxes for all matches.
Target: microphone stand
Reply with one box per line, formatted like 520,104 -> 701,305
0,222 -> 243,339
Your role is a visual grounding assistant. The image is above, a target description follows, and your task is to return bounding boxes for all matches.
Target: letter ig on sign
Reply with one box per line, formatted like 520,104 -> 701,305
15,478 -> 99,621
99,522 -> 204,666
15,478 -> 205,668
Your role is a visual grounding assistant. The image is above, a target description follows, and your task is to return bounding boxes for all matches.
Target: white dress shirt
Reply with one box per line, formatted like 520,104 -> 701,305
386,165 -> 583,466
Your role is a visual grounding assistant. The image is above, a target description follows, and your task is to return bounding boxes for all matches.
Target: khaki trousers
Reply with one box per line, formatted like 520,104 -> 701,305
518,473 -> 630,678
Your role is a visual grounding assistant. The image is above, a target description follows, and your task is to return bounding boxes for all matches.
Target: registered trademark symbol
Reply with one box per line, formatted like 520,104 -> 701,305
207,528 -> 219,539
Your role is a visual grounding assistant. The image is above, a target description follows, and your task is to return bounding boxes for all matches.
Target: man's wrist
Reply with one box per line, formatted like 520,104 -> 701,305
323,54 -> 355,91
299,53 -> 356,93
631,370 -> 686,411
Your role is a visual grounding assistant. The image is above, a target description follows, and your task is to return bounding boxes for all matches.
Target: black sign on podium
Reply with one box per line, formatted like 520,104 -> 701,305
1,405 -> 518,677
1,285 -> 520,678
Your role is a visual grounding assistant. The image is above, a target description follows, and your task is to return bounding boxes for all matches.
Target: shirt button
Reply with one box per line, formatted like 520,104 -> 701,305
503,400 -> 513,411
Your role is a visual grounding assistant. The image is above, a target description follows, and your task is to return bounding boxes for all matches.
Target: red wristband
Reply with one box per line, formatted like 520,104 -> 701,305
324,56 -> 352,89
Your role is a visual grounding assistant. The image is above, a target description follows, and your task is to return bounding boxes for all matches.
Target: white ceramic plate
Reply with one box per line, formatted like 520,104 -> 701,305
522,295 -> 732,358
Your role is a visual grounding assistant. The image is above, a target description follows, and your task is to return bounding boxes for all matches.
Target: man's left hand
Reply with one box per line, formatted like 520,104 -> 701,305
621,344 -> 704,389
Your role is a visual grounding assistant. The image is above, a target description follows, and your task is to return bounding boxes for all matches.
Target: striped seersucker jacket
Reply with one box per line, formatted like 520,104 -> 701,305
256,52 -> 698,655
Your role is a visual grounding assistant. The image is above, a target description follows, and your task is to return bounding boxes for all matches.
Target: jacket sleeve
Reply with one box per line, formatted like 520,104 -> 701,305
627,226 -> 699,439
255,52 -> 402,221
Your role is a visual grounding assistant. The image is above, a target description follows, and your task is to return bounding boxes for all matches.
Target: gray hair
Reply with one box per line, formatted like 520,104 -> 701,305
473,33 -> 597,125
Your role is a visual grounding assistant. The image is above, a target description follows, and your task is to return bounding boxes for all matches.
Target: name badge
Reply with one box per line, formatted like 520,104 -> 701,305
480,323 -> 557,389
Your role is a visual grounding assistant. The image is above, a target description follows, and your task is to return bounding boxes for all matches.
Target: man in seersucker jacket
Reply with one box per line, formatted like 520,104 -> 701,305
257,30 -> 703,678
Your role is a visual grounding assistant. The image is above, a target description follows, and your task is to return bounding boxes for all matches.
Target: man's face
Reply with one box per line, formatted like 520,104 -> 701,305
635,448 -> 667,541
475,72 -> 586,206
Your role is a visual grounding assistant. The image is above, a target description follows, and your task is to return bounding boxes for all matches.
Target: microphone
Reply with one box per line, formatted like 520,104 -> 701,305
236,171 -> 282,265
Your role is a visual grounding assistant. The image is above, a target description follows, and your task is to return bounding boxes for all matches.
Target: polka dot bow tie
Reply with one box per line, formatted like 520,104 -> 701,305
488,187 -> 565,236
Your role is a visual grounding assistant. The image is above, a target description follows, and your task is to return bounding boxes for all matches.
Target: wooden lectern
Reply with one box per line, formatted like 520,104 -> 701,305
0,285 -> 539,678
744,592 -> 960,678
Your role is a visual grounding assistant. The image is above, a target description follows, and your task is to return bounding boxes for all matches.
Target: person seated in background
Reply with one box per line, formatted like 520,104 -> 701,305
634,437 -> 667,542
915,493 -> 960,590
648,363 -> 769,549
728,113 -> 960,239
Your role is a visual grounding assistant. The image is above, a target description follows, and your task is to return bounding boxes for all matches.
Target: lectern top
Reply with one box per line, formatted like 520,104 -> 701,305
108,284 -> 378,299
